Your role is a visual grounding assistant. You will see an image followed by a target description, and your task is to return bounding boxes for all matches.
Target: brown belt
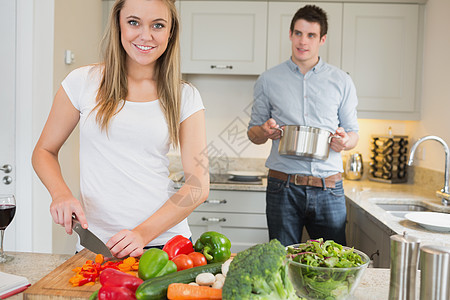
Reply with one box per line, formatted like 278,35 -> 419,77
268,169 -> 342,189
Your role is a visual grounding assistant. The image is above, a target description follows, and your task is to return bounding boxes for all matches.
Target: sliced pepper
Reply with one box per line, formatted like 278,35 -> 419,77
99,268 -> 143,293
162,235 -> 194,260
194,231 -> 231,263
137,248 -> 177,280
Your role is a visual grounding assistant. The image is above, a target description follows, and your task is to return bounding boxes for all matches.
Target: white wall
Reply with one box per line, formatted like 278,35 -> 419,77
51,0 -> 103,254
406,0 -> 450,172
32,0 -> 55,254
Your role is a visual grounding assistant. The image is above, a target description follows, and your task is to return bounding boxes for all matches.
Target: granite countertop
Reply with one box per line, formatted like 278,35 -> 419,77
0,251 -> 71,299
178,170 -> 450,245
0,250 -> 392,299
343,179 -> 450,247
205,173 -> 450,246
209,178 -> 267,192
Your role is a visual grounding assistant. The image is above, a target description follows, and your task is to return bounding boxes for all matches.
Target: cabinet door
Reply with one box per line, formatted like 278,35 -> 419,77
188,190 -> 268,252
342,4 -> 419,116
266,2 -> 342,69
180,1 -> 267,75
347,203 -> 393,268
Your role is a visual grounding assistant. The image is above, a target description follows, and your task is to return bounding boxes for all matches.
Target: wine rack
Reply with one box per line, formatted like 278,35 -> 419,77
369,135 -> 408,183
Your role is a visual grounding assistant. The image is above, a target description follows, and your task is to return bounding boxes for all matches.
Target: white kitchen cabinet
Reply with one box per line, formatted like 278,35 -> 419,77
179,1 -> 267,75
188,190 -> 269,253
342,3 -> 421,120
266,2 -> 343,69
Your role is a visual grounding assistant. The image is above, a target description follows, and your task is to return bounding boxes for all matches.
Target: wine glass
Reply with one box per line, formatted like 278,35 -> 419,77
0,194 -> 16,263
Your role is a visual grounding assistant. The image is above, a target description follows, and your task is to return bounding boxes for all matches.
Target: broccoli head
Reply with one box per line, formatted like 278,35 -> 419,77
222,239 -> 301,300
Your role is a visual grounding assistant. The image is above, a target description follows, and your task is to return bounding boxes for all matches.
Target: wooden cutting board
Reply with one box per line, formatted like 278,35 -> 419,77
23,249 -> 102,300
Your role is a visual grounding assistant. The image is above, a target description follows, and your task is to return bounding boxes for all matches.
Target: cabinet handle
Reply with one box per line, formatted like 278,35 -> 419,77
0,164 -> 12,173
201,217 -> 226,223
204,199 -> 227,204
210,65 -> 233,70
370,250 -> 380,260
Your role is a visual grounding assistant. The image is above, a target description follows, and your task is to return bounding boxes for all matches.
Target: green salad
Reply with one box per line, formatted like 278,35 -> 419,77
286,239 -> 368,300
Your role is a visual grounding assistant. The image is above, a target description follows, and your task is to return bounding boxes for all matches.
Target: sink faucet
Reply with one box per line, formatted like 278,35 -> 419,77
408,135 -> 450,206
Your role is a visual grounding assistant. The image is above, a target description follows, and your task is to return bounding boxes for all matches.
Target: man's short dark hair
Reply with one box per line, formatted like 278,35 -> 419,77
290,5 -> 328,38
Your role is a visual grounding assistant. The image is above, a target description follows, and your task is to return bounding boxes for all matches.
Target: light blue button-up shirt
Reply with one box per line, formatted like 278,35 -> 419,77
249,58 -> 359,177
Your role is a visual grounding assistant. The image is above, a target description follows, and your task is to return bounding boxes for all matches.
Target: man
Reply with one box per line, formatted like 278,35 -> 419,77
247,5 -> 359,246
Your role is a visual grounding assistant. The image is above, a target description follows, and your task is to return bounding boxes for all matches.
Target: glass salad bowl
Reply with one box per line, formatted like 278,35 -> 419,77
286,241 -> 370,300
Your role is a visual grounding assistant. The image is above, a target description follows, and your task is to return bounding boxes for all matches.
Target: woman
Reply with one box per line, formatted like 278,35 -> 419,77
32,0 -> 209,258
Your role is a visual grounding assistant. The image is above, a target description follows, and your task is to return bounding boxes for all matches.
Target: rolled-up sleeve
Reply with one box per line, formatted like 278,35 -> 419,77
248,75 -> 272,130
338,74 -> 359,133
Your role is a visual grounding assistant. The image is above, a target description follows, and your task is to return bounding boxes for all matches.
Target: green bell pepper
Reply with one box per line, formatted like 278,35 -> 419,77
194,231 -> 231,263
138,248 -> 177,281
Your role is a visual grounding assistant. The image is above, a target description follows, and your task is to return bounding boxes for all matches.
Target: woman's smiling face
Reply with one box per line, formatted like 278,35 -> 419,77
119,0 -> 171,68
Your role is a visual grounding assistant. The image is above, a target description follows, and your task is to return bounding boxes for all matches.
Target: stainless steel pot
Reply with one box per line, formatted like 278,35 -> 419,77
276,125 -> 339,161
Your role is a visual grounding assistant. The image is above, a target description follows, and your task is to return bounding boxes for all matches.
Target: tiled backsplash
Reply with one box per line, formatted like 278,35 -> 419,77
407,166 -> 446,193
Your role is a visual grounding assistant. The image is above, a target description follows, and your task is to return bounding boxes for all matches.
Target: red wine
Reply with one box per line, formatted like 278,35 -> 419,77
0,204 -> 16,230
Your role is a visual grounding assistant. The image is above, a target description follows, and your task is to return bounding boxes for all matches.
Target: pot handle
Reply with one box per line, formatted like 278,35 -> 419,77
272,126 -> 284,137
328,134 -> 342,143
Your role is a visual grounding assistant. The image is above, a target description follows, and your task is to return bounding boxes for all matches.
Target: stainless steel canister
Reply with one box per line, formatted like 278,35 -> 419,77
419,245 -> 450,300
276,125 -> 339,161
345,152 -> 364,180
389,232 -> 421,300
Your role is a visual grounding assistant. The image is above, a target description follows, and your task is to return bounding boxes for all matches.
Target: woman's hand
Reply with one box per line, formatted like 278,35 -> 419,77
50,194 -> 88,234
107,229 -> 145,258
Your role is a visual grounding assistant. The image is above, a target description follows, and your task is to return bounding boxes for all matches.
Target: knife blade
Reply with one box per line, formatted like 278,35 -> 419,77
72,216 -> 113,258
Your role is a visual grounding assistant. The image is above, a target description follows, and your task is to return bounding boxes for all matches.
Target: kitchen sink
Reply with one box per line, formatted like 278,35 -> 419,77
375,203 -> 431,218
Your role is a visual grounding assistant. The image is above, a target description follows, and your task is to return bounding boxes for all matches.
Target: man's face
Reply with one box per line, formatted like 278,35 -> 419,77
289,19 -> 326,67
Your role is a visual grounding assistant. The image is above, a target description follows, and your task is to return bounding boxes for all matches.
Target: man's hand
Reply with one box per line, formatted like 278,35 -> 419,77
261,118 -> 282,140
330,127 -> 359,152
248,118 -> 282,144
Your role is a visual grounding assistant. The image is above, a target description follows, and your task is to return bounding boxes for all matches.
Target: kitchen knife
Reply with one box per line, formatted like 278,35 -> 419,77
72,216 -> 113,258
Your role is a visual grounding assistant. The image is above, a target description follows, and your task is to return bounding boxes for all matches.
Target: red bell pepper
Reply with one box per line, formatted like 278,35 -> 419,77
162,235 -> 194,260
98,286 -> 136,300
99,268 -> 143,293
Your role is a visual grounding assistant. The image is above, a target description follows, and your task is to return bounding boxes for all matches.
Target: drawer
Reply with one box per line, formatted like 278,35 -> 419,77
188,211 -> 269,253
197,190 -> 265,214
188,211 -> 267,228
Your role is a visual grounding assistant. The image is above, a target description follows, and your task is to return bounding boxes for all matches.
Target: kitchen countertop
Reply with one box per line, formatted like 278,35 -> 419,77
206,174 -> 450,246
209,178 -> 267,192
0,251 -> 71,299
343,178 -> 450,247
1,251 -> 393,299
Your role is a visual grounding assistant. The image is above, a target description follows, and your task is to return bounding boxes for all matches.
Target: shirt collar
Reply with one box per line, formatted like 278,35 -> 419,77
286,56 -> 325,74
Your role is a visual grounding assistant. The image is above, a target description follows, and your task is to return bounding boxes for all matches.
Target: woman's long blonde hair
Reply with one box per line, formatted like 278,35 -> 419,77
94,0 -> 181,146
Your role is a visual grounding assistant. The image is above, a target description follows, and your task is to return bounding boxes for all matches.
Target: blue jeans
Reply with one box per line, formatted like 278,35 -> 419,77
266,176 -> 347,246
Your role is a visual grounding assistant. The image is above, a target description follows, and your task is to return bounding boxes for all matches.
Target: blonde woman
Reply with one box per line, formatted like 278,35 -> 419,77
32,0 -> 209,258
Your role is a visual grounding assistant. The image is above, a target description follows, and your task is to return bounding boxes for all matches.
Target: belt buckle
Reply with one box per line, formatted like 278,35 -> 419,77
294,174 -> 302,185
